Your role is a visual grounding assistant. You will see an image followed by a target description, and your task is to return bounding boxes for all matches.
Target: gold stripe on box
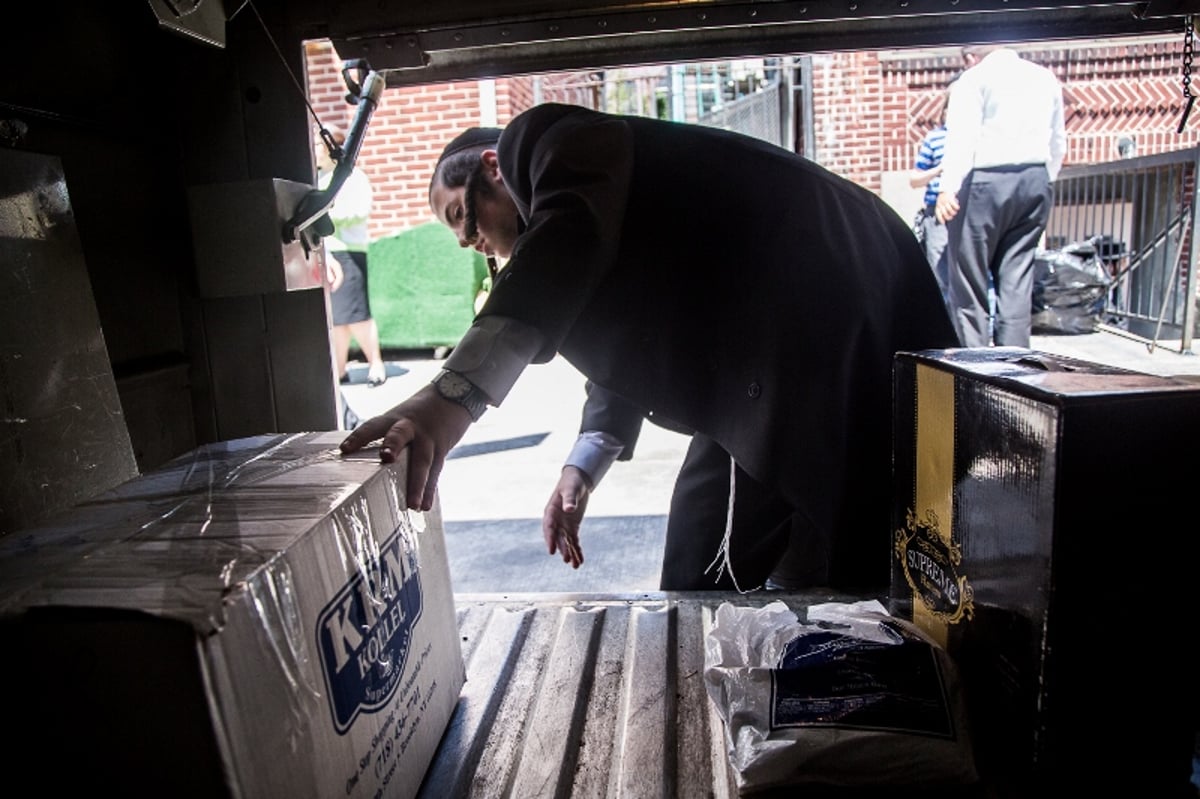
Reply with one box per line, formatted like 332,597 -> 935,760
913,363 -> 954,647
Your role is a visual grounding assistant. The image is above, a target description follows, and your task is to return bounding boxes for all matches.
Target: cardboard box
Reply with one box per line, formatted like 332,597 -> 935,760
889,348 -> 1199,790
0,432 -> 464,799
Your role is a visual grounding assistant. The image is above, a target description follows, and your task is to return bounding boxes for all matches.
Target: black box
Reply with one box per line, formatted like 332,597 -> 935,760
889,348 -> 1199,792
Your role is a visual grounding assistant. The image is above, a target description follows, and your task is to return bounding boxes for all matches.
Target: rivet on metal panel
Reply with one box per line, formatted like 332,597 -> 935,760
548,24 -> 560,32
598,19 -> 607,28
748,9 -> 758,16
698,12 -> 708,20
453,32 -> 464,42
501,29 -> 510,37
648,15 -> 657,23
407,38 -> 417,47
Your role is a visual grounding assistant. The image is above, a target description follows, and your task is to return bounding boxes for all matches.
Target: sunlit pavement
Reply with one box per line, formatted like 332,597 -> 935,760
341,354 -> 688,593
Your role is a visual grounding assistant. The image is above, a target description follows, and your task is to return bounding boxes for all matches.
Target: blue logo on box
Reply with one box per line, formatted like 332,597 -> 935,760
316,525 -> 423,733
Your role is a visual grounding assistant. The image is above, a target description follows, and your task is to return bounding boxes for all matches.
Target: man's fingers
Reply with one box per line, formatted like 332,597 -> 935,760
405,435 -> 435,511
934,194 -> 959,225
542,508 -> 583,567
420,450 -> 445,512
542,471 -> 590,569
561,532 -> 583,568
340,414 -> 399,455
543,507 -> 561,555
551,518 -> 583,567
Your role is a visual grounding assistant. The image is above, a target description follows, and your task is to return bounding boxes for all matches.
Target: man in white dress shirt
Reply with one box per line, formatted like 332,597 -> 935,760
935,44 -> 1066,347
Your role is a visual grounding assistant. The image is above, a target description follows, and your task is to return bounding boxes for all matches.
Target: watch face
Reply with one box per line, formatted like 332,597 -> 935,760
434,370 -> 486,420
437,370 -> 472,399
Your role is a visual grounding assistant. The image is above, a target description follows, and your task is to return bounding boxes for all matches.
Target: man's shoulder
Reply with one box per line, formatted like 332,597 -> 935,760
965,51 -> 1058,96
512,102 -> 596,128
504,103 -> 598,151
996,50 -> 1059,84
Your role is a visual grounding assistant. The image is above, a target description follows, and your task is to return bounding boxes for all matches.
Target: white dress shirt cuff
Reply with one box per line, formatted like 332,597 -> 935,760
563,430 -> 626,489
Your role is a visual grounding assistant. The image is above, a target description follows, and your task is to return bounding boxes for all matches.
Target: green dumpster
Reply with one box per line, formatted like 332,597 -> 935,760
368,222 -> 489,351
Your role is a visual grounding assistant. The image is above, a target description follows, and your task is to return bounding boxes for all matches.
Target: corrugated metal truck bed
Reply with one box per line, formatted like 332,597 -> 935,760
421,591 -> 990,799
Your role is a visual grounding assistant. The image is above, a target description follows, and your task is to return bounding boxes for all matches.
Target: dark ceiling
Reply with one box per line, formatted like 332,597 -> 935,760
290,1 -> 1200,86
149,2 -> 1200,85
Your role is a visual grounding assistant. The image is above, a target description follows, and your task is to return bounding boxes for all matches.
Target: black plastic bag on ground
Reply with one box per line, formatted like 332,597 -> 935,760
1032,237 -> 1113,334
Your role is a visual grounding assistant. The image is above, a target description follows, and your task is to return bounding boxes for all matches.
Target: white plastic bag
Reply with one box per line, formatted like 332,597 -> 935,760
703,599 -> 977,792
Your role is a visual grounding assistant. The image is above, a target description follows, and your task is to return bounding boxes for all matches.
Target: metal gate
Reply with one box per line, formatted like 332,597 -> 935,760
1047,148 -> 1200,353
696,82 -> 785,148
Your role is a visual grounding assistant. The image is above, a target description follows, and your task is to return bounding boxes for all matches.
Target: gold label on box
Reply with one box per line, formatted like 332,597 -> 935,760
894,363 -> 975,646
894,507 -> 974,625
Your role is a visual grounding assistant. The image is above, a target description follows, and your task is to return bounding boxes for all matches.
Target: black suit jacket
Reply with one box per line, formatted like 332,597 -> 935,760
578,382 -> 643,461
480,103 -> 959,588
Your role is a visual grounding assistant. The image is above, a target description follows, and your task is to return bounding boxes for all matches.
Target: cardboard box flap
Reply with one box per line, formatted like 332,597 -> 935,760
0,433 -> 403,633
902,346 -> 1198,399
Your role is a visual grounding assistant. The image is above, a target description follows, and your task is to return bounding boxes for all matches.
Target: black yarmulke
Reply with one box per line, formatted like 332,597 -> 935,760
436,127 -> 503,165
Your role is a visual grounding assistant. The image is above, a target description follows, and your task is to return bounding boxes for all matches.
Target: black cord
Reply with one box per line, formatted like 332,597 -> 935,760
1177,15 -> 1194,134
241,0 -> 328,133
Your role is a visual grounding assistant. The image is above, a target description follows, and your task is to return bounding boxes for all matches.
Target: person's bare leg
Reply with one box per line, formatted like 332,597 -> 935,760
349,318 -> 386,385
332,325 -> 353,381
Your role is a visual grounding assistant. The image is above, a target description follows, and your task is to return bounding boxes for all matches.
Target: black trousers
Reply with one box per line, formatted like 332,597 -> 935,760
659,434 -> 828,591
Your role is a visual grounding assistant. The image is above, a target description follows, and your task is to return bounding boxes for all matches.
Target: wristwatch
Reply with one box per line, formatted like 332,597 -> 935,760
431,369 -> 488,421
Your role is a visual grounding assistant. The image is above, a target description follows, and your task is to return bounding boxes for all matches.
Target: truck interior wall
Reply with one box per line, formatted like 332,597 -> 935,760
2,5 -> 200,533
2,4 -> 337,535
4,5 -> 196,430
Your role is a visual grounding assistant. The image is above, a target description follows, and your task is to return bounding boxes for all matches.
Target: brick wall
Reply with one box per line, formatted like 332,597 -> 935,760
810,50 -> 892,193
876,39 -> 1199,174
305,41 -> 535,238
305,36 -> 1199,239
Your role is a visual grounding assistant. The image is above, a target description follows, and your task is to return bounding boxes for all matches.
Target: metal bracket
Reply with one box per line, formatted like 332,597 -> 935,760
146,0 -> 229,48
282,63 -> 385,245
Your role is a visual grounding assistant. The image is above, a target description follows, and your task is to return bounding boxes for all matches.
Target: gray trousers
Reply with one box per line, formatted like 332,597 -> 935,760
920,206 -> 950,302
946,164 -> 1053,347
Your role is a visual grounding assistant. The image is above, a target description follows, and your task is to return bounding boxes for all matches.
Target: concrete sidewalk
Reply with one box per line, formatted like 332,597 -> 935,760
1025,327 -> 1199,378
341,353 -> 688,592
340,330 -> 1198,593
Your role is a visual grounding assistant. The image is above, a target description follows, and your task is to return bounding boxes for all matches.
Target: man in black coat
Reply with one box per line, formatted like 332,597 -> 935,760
341,102 -> 960,592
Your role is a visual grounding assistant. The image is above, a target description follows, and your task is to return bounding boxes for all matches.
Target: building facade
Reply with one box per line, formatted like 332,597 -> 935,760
305,35 -> 1199,242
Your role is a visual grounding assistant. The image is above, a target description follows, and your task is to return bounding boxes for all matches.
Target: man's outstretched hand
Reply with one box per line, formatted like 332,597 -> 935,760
339,384 -> 473,511
542,465 -> 592,569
